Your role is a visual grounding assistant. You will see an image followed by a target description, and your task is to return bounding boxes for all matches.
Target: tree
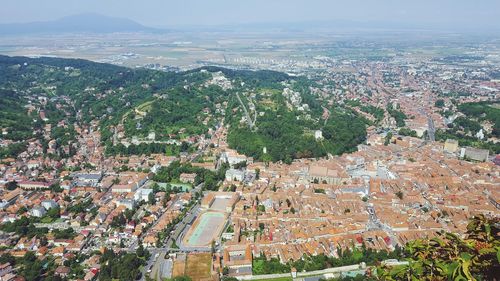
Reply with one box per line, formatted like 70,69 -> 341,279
211,240 -> 216,254
46,206 -> 61,219
49,182 -> 63,192
376,215 -> 500,281
259,223 -> 265,231
257,205 -> 265,212
384,132 -> 393,146
110,213 -> 126,228
136,243 -> 150,259
0,253 -> 15,265
21,251 -> 44,281
233,161 -> 247,169
99,248 -> 145,281
40,236 -> 48,246
395,191 -> 403,200
435,99 -> 445,108
398,128 -> 418,138
148,192 -> 156,205
5,180 -> 18,191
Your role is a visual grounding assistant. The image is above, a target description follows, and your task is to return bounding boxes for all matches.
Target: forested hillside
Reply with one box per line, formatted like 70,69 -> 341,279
0,55 -> 368,161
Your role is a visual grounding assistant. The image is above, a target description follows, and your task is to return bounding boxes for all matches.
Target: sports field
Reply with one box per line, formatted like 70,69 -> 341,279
184,211 -> 226,247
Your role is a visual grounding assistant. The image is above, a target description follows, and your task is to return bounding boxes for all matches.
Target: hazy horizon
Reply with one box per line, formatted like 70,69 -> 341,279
1,0 -> 500,32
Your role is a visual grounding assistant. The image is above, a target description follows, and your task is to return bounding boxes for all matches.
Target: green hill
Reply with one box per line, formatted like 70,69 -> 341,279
0,55 -> 367,161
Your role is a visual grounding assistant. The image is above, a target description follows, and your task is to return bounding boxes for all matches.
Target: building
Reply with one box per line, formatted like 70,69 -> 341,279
314,130 -> 323,140
117,199 -> 136,210
41,200 -> 59,210
225,169 -> 245,182
220,150 -> 248,167
134,188 -> 153,202
0,263 -> 13,280
307,165 -> 347,184
18,181 -> 51,190
30,206 -> 47,217
55,266 -> 70,278
179,173 -> 196,184
0,189 -> 21,210
201,192 -> 239,212
461,147 -> 489,162
26,160 -> 40,170
443,139 -> 459,153
223,244 -> 253,277
72,172 -> 103,188
111,172 -> 149,193
493,155 -> 500,166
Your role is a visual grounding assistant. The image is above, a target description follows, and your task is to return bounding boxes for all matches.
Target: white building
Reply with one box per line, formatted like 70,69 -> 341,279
117,199 -> 136,210
41,200 -> 58,210
220,151 -> 248,167
225,169 -> 246,182
134,188 -> 153,202
314,130 -> 323,140
30,206 -> 47,217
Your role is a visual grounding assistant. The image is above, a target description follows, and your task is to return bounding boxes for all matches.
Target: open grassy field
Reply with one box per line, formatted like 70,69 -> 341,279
185,253 -> 212,281
172,255 -> 186,277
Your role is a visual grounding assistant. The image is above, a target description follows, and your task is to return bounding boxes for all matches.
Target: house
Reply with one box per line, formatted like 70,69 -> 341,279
84,268 -> 98,281
111,184 -> 135,193
0,273 -> 15,281
51,246 -> 65,257
494,155 -> 500,166
26,160 -> 40,170
55,266 -> 70,278
179,173 -> 196,184
0,263 -> 13,280
0,189 -> 21,210
443,139 -> 459,153
60,180 -> 73,190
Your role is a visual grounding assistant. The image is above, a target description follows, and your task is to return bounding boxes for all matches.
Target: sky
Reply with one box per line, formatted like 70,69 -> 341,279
1,0 -> 500,30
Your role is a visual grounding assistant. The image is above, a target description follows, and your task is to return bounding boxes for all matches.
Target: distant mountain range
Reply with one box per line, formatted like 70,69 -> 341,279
0,13 -> 163,35
1,13 -> 497,36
